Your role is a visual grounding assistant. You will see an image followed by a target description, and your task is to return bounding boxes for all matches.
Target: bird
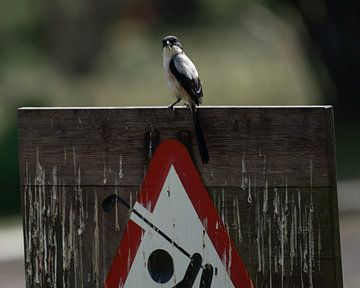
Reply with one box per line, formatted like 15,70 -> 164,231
162,35 -> 209,164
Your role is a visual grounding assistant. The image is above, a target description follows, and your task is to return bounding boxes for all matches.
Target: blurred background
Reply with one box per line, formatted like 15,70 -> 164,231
0,0 -> 359,286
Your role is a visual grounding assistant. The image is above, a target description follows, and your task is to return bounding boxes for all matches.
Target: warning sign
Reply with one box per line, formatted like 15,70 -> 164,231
105,140 -> 253,288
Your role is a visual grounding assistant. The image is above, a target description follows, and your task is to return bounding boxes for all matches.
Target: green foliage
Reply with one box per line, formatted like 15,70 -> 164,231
0,121 -> 21,216
336,122 -> 360,179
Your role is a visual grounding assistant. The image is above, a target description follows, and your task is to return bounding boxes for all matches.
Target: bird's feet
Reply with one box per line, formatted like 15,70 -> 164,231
167,104 -> 176,111
168,97 -> 181,110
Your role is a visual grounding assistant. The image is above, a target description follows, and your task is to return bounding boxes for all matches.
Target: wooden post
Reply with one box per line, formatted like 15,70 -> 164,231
18,106 -> 342,287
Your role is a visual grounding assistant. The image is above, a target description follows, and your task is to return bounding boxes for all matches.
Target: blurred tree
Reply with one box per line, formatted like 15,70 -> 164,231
42,0 -> 122,75
119,0 -> 201,26
283,0 -> 360,178
285,0 -> 360,120
153,0 -> 200,24
0,121 -> 20,216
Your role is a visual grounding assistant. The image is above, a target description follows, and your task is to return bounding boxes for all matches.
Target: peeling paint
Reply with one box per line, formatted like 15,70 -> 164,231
308,203 -> 314,288
148,138 -> 153,159
290,194 -> 296,273
76,167 -> 85,235
221,187 -> 226,227
233,195 -> 242,245
241,155 -> 248,190
256,189 -> 262,272
25,162 -> 33,282
119,154 -> 124,179
247,178 -> 252,204
209,168 -> 215,182
268,220 -> 272,288
263,178 -> 268,214
103,157 -> 107,184
93,192 -> 100,287
115,179 -> 120,232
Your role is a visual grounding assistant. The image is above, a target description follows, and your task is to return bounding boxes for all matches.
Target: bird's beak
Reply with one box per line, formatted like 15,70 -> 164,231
166,40 -> 171,50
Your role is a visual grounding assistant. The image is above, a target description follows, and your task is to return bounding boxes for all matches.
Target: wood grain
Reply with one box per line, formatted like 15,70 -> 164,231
18,107 -> 342,287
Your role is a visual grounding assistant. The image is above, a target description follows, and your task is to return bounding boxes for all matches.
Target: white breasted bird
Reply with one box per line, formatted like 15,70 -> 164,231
162,35 -> 209,164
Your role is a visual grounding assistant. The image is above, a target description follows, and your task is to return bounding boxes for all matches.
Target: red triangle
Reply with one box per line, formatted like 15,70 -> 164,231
105,139 -> 253,288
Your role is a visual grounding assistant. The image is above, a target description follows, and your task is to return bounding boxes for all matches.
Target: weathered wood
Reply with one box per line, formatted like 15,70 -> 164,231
18,106 -> 342,287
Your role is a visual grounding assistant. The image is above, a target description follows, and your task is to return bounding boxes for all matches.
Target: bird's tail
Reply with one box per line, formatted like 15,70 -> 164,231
191,106 -> 209,164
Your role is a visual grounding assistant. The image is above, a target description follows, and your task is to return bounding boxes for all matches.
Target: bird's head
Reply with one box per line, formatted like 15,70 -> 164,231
162,35 -> 183,54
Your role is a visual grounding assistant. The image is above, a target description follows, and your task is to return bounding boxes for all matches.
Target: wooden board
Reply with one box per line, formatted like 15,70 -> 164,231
18,106 -> 342,287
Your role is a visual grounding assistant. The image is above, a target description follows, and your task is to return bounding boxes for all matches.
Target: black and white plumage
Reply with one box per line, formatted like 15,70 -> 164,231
162,35 -> 209,164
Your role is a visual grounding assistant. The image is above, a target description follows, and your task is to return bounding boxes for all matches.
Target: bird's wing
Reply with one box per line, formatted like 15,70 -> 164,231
170,53 -> 203,105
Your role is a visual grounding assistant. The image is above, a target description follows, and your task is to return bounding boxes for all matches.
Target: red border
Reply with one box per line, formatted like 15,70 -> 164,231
105,139 -> 254,288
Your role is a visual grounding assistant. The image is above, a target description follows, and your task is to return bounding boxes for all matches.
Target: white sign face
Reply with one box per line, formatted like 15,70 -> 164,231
124,165 -> 236,287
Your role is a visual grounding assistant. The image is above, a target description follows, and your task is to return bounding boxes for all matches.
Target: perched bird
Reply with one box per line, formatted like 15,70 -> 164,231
162,35 -> 209,164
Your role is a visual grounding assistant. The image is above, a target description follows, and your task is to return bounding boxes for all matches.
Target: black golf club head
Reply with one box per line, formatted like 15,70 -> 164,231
102,194 -> 131,213
102,194 -> 118,212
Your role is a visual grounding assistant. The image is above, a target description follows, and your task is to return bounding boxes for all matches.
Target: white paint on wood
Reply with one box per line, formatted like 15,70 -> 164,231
247,178 -> 252,204
114,179 -> 120,232
93,192 -> 100,287
118,154 -> 124,180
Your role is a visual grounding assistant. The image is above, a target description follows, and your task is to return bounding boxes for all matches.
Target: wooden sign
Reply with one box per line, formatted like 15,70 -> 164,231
18,106 -> 342,287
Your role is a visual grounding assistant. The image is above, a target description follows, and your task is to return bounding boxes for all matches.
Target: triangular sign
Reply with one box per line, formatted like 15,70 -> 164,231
105,140 -> 253,288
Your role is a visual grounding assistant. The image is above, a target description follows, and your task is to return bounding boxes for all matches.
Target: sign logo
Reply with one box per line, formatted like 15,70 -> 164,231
105,140 -> 253,288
